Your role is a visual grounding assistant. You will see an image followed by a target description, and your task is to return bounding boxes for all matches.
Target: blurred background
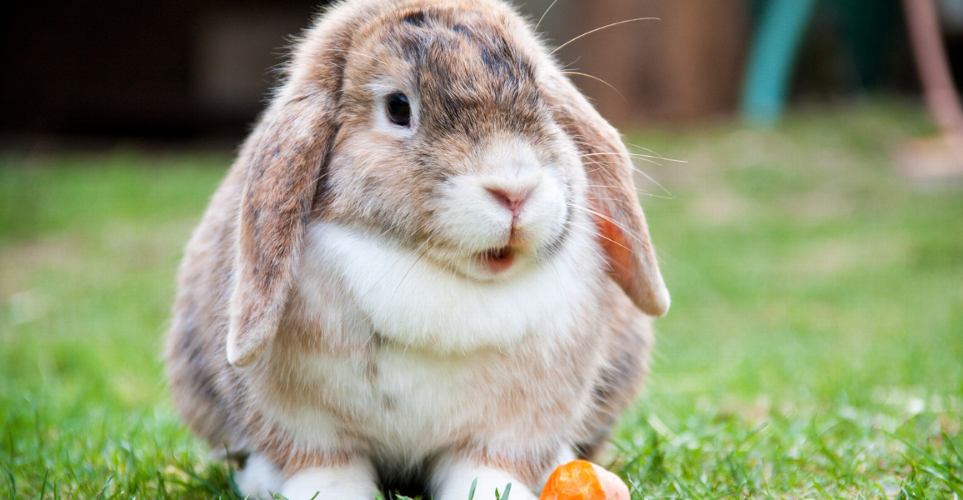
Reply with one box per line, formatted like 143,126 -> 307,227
2,1 -> 962,498
0,0 -> 959,142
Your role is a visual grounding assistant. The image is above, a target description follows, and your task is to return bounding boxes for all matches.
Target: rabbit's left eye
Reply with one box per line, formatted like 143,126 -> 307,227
386,93 -> 412,127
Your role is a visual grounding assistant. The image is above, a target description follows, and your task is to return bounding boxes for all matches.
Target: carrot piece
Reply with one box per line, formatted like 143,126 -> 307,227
539,460 -> 629,500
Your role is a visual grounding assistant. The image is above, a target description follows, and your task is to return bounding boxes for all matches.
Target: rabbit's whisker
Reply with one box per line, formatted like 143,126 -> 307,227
561,72 -> 626,102
624,141 -> 683,163
582,182 -> 673,199
535,0 -> 561,33
579,224 -> 632,253
580,151 -> 686,164
560,221 -> 610,266
559,56 -> 583,72
382,237 -> 433,301
355,220 -> 425,301
569,203 -> 639,249
551,17 -> 660,55
571,139 -> 677,167
580,158 -> 672,197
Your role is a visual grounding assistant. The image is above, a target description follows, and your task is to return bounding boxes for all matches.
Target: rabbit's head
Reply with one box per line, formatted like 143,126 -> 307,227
226,0 -> 670,367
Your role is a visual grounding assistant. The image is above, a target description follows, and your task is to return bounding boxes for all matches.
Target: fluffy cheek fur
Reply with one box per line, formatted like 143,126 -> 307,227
296,211 -> 603,353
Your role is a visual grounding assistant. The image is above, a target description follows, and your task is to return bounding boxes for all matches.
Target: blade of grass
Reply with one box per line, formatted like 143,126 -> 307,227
39,469 -> 49,499
94,475 -> 113,500
4,466 -> 15,499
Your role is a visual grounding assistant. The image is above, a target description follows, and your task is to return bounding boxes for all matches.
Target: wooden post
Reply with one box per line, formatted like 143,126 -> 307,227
565,0 -> 748,126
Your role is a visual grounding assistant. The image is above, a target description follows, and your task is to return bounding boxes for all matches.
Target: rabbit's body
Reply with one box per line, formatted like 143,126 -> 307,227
170,205 -> 652,498
166,0 -> 667,498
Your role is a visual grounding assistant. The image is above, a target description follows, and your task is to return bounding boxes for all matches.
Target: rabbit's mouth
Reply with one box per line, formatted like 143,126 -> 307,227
479,246 -> 516,274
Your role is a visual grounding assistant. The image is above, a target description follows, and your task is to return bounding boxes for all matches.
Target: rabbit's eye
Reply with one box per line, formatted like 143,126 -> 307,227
386,93 -> 412,127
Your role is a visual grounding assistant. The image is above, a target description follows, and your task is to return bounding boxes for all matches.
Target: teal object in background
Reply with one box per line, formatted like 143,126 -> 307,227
741,0 -> 819,126
742,0 -> 903,126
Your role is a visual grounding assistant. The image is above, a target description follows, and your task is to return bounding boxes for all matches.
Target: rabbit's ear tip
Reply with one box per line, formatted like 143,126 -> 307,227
629,276 -> 670,317
593,203 -> 670,317
226,324 -> 269,367
649,288 -> 671,317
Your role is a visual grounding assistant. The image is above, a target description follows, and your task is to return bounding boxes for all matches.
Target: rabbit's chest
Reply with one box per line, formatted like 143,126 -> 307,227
270,220 -> 605,457
333,347 -> 497,437
272,338 -> 588,459
294,221 -> 605,354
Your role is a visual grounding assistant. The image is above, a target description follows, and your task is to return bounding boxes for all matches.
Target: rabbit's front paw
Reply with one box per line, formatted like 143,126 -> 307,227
278,460 -> 379,500
432,460 -> 538,500
234,453 -> 283,500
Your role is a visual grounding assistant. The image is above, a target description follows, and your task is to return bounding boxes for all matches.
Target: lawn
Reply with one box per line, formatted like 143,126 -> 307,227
2,101 -> 962,499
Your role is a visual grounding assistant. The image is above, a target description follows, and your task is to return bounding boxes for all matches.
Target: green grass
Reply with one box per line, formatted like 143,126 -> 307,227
2,101 -> 962,498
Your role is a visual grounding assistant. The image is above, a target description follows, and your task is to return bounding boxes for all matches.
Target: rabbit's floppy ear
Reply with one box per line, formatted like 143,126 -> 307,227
226,12 -> 356,367
544,74 -> 670,316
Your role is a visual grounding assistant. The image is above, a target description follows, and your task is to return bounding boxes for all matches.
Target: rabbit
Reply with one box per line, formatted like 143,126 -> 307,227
164,0 -> 670,499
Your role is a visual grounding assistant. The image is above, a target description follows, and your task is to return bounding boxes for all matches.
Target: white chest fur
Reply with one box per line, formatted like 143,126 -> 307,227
258,221 -> 605,460
297,221 -> 603,353
274,346 -> 514,458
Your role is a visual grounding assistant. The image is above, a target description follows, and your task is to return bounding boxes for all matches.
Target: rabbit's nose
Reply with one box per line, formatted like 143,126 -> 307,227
485,186 -> 533,217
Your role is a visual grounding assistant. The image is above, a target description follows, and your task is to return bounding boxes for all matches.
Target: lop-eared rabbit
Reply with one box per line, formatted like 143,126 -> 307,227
166,0 -> 670,498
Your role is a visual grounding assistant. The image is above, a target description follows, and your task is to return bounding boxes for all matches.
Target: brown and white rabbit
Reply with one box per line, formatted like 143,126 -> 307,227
165,0 -> 670,498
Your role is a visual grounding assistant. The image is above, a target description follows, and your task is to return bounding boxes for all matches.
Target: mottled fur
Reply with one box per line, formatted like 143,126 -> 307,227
166,1 -> 669,499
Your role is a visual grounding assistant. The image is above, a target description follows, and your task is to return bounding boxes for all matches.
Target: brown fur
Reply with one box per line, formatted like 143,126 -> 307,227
166,0 -> 668,495
541,72 -> 670,316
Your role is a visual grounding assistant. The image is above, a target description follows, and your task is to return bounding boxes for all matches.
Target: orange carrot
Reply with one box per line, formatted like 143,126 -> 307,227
539,460 -> 630,500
